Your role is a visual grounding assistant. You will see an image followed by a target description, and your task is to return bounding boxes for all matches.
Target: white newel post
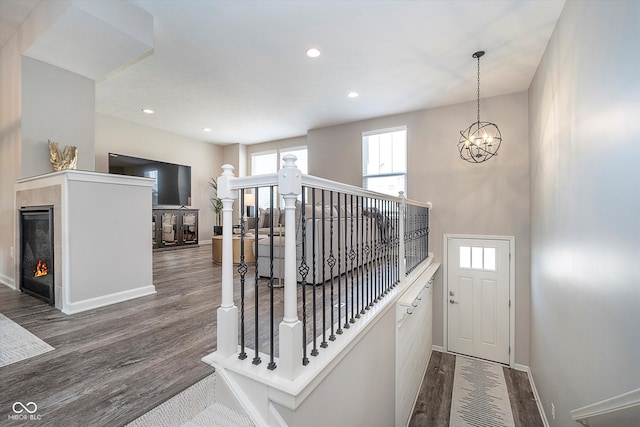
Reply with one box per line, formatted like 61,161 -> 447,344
278,154 -> 303,380
398,191 -> 406,281
217,164 -> 238,357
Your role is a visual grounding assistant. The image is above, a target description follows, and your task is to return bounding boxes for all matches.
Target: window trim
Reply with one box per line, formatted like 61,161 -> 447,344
362,126 -> 408,196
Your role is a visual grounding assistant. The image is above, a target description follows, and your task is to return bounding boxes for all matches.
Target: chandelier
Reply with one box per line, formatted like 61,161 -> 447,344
458,51 -> 502,163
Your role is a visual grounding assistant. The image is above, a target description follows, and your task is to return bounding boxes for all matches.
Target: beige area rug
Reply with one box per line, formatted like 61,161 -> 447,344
450,355 -> 515,427
0,313 -> 54,368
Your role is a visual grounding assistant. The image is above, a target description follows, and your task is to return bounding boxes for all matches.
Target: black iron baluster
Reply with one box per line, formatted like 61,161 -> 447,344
299,187 -> 309,366
336,192 -> 343,335
394,203 -> 403,284
321,190 -> 329,348
426,207 -> 430,256
364,197 -> 371,310
404,205 -> 413,273
343,193 -> 351,329
311,188 -> 319,357
267,186 -> 276,370
358,195 -> 364,316
387,200 -> 392,292
382,199 -> 387,294
253,187 -> 261,366
349,194 -> 356,324
327,191 -> 336,342
392,200 -> 396,288
371,197 -> 376,306
238,190 -> 248,360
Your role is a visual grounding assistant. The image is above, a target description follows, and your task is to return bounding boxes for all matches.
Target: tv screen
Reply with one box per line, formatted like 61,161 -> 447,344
108,153 -> 191,206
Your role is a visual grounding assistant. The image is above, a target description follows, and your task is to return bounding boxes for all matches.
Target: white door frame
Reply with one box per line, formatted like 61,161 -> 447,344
443,234 -> 516,366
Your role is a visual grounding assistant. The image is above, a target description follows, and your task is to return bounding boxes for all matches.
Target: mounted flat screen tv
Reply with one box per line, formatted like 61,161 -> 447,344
108,153 -> 191,206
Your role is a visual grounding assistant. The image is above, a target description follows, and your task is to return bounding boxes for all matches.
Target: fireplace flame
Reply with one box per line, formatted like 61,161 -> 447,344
34,259 -> 48,277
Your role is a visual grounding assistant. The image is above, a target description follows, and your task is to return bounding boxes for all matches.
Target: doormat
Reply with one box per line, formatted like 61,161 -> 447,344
0,313 -> 54,368
449,355 -> 515,427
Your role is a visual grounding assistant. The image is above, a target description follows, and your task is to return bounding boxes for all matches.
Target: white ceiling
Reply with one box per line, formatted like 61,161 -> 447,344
2,0 -> 566,145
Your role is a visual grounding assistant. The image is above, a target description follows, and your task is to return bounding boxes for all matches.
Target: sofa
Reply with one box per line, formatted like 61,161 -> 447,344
255,202 -> 387,285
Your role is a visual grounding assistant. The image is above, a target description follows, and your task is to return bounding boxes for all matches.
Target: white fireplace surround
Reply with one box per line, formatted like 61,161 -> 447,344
15,170 -> 156,314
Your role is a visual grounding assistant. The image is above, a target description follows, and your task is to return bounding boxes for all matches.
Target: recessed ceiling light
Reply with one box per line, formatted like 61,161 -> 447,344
203,128 -> 212,132
141,108 -> 154,114
347,92 -> 359,98
306,48 -> 321,58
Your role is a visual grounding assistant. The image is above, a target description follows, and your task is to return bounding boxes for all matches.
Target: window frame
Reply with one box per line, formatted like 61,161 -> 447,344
362,126 -> 408,197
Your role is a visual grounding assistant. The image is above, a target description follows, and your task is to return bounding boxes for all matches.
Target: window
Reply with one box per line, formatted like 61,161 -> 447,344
251,151 -> 278,210
251,147 -> 308,210
144,169 -> 159,205
362,127 -> 407,197
459,246 -> 496,271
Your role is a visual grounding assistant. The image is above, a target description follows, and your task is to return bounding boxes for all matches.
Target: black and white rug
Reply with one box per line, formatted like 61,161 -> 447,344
450,355 -> 515,427
0,313 -> 54,368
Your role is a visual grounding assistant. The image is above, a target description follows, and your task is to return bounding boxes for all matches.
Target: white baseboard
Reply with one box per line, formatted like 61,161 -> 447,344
0,273 -> 16,290
62,285 -> 156,315
432,345 -> 444,353
516,364 -> 549,427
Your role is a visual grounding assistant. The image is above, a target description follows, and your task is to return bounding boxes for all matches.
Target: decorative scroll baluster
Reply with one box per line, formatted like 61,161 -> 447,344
238,190 -> 248,360
348,195 -> 356,323
252,187 -> 261,366
356,196 -> 364,319
395,200 -> 400,286
364,197 -> 371,310
384,199 -> 389,294
328,191 -> 336,341
299,187 -> 309,365
336,192 -> 343,335
320,190 -> 328,348
311,189 -> 319,357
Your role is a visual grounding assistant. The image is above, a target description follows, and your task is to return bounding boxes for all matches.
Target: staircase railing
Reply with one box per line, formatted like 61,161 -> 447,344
215,154 -> 430,381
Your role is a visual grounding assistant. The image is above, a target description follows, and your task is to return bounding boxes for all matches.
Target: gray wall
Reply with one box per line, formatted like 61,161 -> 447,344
528,1 -> 640,425
0,1 -> 77,288
22,56 -> 95,177
257,92 -> 531,365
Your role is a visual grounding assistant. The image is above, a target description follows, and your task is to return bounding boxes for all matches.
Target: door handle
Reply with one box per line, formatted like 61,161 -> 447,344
449,299 -> 458,304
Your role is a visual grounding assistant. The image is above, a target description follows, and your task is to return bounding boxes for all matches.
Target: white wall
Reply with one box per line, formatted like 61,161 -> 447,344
94,113 -> 224,242
292,307 -> 396,427
528,1 -> 640,425
304,93 -> 531,365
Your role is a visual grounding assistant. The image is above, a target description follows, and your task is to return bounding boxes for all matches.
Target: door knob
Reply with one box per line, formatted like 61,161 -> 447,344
449,299 -> 458,304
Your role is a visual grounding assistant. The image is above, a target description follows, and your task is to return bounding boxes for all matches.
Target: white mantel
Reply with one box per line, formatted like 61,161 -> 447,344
15,170 -> 155,314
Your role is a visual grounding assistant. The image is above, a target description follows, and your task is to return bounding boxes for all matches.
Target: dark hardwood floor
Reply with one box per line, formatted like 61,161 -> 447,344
409,351 -> 544,427
1,245 -> 221,426
1,245 -> 543,426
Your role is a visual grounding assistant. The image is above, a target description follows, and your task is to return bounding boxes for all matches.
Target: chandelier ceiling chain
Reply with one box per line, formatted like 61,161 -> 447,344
457,50 -> 502,163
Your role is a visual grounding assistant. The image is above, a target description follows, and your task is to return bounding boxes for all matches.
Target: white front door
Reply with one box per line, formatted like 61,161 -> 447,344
447,237 -> 511,364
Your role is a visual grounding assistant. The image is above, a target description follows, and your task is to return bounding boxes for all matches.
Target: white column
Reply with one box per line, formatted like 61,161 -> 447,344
278,154 -> 303,380
216,164 -> 238,357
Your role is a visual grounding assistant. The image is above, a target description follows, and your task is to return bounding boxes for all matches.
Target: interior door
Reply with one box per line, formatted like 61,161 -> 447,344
447,237 -> 510,364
